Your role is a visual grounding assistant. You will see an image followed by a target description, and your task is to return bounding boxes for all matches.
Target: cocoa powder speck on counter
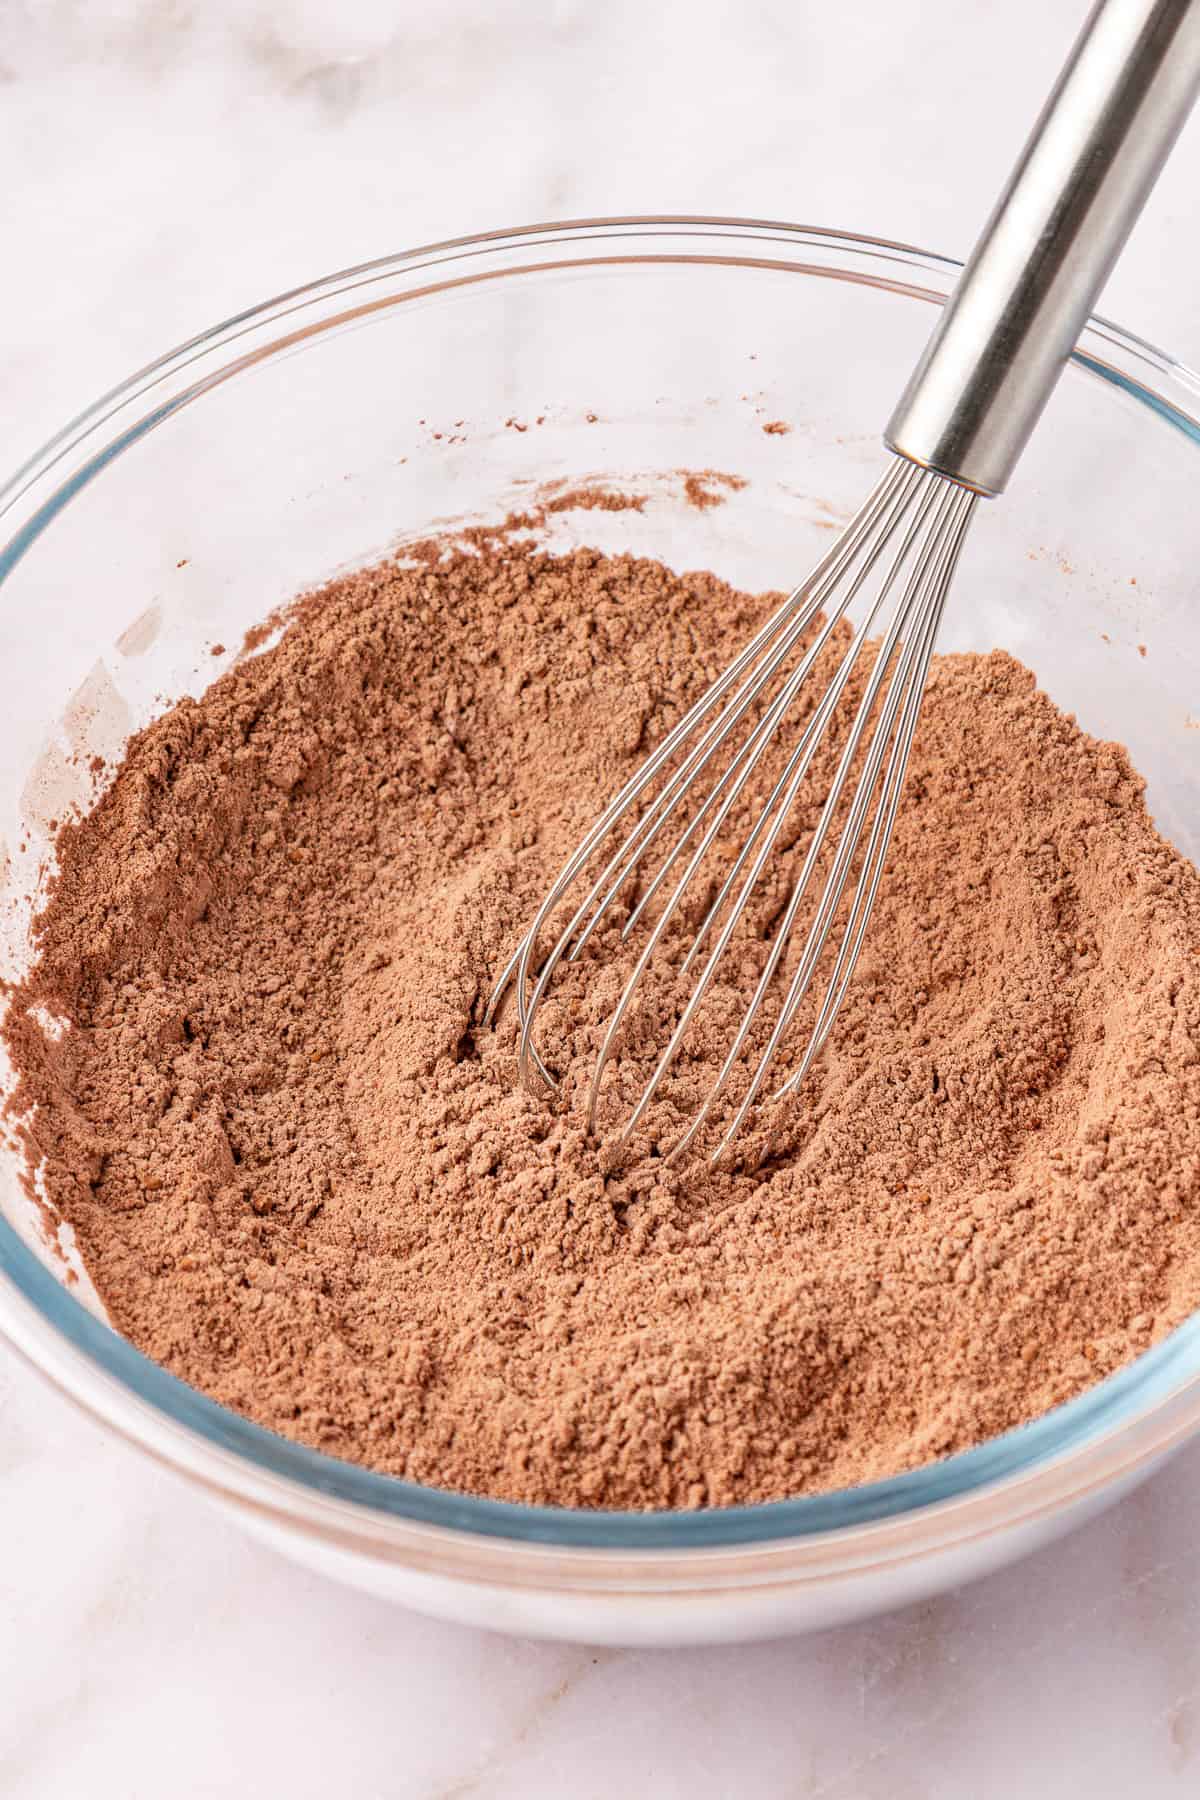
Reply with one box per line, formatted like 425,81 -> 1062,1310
5,531 -> 1200,1509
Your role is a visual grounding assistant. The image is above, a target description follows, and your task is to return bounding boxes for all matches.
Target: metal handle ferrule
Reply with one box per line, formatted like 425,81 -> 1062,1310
885,0 -> 1200,495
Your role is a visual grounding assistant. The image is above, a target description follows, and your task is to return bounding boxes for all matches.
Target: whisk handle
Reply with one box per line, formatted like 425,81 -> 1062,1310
885,0 -> 1200,496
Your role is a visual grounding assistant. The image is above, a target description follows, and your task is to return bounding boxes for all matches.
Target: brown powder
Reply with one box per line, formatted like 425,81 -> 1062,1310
5,537 -> 1200,1510
680,470 -> 748,510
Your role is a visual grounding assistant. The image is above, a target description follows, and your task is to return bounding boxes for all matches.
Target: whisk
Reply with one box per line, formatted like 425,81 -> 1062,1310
490,0 -> 1200,1163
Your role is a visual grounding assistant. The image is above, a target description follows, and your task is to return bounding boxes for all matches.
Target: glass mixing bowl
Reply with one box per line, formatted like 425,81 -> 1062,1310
2,218 -> 1200,1648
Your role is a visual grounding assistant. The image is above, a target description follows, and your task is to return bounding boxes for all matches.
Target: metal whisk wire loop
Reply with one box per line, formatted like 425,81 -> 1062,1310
489,460 -> 977,1159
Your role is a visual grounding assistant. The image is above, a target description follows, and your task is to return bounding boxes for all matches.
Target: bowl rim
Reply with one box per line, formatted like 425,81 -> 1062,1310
4,212 -> 1200,1558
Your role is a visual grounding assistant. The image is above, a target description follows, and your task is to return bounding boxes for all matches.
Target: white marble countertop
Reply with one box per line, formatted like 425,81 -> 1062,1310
5,1 -> 1200,1792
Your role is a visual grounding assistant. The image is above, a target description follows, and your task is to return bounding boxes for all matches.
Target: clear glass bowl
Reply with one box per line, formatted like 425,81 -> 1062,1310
2,218 -> 1200,1648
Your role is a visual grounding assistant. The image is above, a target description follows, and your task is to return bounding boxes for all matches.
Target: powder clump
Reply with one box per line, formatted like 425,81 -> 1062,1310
6,537 -> 1200,1509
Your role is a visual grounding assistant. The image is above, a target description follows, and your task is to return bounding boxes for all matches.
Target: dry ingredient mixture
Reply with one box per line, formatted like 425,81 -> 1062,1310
5,523 -> 1200,1509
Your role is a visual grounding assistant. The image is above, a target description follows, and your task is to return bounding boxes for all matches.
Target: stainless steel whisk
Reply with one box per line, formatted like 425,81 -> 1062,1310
490,0 -> 1200,1162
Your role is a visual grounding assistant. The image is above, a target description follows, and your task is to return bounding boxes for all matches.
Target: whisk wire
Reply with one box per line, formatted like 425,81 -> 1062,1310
490,460 -> 913,1088
596,471 -> 947,1147
656,479 -> 970,1162
580,475 -> 937,1123
709,483 -> 977,1161
774,486 -> 976,1102
490,458 -> 978,1158
562,462 -> 918,966
614,463 -> 930,950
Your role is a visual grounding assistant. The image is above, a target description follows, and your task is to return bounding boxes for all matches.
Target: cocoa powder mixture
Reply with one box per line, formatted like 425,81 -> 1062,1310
6,529 -> 1200,1509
